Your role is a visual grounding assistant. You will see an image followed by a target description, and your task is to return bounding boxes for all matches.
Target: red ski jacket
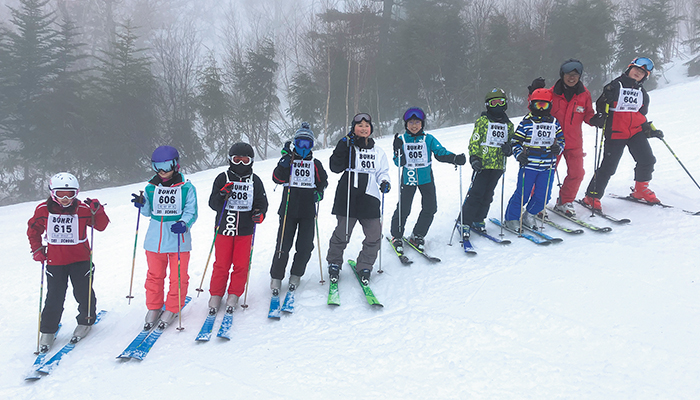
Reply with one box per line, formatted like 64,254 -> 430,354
549,80 -> 595,150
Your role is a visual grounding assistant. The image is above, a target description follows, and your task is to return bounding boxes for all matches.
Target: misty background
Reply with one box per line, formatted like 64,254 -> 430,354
0,0 -> 699,205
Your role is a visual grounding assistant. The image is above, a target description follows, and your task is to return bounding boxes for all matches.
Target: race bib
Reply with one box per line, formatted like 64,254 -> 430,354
404,142 -> 429,168
226,181 -> 254,212
290,160 -> 315,188
354,148 -> 378,174
47,213 -> 79,245
152,186 -> 182,216
612,87 -> 643,112
529,122 -> 556,147
485,122 -> 508,147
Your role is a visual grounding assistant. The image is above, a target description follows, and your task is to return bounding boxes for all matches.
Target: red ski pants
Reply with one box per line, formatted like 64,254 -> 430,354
209,234 -> 253,297
556,147 -> 585,204
144,251 -> 190,313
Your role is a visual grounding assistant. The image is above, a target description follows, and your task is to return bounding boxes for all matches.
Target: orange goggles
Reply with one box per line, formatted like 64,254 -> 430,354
532,101 -> 551,111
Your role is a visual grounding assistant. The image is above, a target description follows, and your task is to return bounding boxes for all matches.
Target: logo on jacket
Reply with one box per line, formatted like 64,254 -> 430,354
576,106 -> 584,113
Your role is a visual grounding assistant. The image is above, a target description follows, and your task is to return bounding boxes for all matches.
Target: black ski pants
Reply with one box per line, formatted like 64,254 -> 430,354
270,216 -> 315,280
390,181 -> 437,239
41,261 -> 97,334
586,132 -> 656,198
460,169 -> 504,226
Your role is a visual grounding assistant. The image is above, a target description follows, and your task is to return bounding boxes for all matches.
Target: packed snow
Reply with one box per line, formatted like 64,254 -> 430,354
2,65 -> 700,399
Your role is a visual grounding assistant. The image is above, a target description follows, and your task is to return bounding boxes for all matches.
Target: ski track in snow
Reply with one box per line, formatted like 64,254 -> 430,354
2,66 -> 700,399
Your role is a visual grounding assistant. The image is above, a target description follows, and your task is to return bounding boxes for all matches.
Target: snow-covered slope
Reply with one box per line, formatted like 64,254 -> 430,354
2,70 -> 700,399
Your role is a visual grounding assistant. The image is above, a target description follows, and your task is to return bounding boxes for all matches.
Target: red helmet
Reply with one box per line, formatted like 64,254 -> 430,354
530,88 -> 553,102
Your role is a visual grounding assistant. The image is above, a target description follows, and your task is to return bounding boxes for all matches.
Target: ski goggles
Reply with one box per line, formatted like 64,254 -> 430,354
531,101 -> 551,111
352,113 -> 372,124
403,107 -> 425,122
560,60 -> 583,75
229,155 -> 253,165
52,189 -> 78,200
487,98 -> 506,107
151,160 -> 177,173
294,138 -> 313,150
630,57 -> 654,73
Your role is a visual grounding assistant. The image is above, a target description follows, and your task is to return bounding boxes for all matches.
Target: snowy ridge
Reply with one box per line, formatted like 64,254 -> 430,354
2,71 -> 700,398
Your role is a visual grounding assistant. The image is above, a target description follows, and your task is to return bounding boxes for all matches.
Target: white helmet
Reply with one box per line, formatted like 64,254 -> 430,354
49,172 -> 80,203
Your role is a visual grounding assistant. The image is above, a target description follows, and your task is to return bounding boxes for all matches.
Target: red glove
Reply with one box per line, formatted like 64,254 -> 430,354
252,211 -> 264,224
84,198 -> 101,213
32,247 -> 47,262
220,182 -> 235,197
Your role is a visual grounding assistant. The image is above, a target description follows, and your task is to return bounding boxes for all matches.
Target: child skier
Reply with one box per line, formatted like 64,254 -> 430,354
503,89 -> 565,231
327,113 -> 391,285
207,142 -> 268,314
459,89 -> 514,239
130,146 -> 198,330
28,172 -> 110,352
583,56 -> 664,210
270,123 -> 328,296
390,107 -> 466,252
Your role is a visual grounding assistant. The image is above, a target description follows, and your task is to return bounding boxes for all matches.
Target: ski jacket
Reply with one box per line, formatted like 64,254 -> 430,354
469,113 -> 515,170
27,198 -> 110,266
549,80 -> 595,149
140,172 -> 198,253
330,134 -> 391,219
209,170 -> 268,236
512,114 -> 565,172
272,152 -> 329,219
393,131 -> 456,186
597,74 -> 649,140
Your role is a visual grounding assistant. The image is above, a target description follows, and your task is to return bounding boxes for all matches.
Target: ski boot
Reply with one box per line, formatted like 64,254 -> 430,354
359,269 -> 371,286
71,325 -> 91,344
39,332 -> 55,353
461,224 -> 471,241
630,181 -> 660,203
158,311 -> 177,329
270,278 -> 282,296
208,295 -> 222,315
503,219 -> 521,232
391,237 -> 404,253
471,221 -> 486,233
554,199 -> 576,217
225,294 -> 239,314
583,195 -> 602,211
288,275 -> 301,292
522,211 -> 538,230
144,309 -> 162,330
328,264 -> 340,283
408,234 -> 425,251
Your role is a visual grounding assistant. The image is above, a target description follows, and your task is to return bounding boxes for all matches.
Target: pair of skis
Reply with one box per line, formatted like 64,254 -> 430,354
117,296 -> 191,360
25,310 -> 107,381
195,304 -> 236,341
386,236 -> 441,263
327,260 -> 382,307
488,218 -> 561,245
268,287 -> 296,319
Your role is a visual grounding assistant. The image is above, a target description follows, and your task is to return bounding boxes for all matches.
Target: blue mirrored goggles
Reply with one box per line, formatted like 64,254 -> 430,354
403,107 -> 425,122
295,138 -> 314,150
561,60 -> 583,75
152,160 -> 176,173
631,57 -> 654,72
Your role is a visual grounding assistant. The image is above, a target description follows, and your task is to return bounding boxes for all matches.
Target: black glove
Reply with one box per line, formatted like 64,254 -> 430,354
393,133 -> 403,153
602,83 -> 616,105
470,156 -> 482,172
220,182 -> 234,197
252,210 -> 264,224
528,77 -> 546,94
344,133 -> 356,147
550,143 -> 561,155
589,112 -> 606,128
500,141 -> 512,156
379,181 -> 391,193
281,140 -> 292,156
314,190 -> 323,202
453,153 -> 467,166
131,192 -> 145,208
278,153 -> 292,169
517,148 -> 529,167
642,121 -> 664,139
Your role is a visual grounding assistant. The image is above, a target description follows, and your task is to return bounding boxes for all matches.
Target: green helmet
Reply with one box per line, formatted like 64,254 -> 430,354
485,88 -> 507,103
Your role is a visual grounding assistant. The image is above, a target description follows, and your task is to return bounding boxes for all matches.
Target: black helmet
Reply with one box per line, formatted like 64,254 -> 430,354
228,142 -> 255,178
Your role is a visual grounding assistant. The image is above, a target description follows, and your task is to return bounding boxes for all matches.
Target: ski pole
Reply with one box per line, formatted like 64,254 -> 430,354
519,166 -> 525,236
541,153 -> 557,228
176,232 -> 184,331
345,140 -> 352,242
449,165 -> 464,246
315,202 -> 325,284
659,137 -> 700,191
276,168 -> 293,259
35,259 -> 46,354
196,197 -> 230,296
378,192 -> 384,274
241,224 -> 257,309
126,191 -> 143,304
499,156 -> 506,237
86,209 -> 96,323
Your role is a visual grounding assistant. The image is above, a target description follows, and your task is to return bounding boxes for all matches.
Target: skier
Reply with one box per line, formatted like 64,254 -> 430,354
130,146 -> 198,330
28,172 -> 110,352
269,122 -> 328,296
390,107 -> 466,251
503,89 -> 565,231
527,59 -> 596,217
207,142 -> 268,314
583,56 -> 664,210
326,113 -> 391,285
459,89 -> 514,240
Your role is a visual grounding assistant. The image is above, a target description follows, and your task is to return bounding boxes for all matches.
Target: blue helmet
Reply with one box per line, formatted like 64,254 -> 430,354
151,146 -> 180,172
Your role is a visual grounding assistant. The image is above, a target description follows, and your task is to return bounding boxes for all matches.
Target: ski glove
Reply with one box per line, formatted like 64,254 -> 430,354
314,190 -> 323,202
602,84 -> 616,105
642,122 -> 664,139
220,182 -> 235,197
453,153 -> 467,166
171,221 -> 187,234
500,141 -> 513,156
528,77 -> 546,94
131,193 -> 145,208
517,148 -> 530,167
550,143 -> 561,156
252,210 -> 264,224
470,156 -> 482,172
84,198 -> 101,213
393,134 -> 407,167
380,181 -> 391,194
281,140 -> 292,156
32,247 -> 47,262
278,153 -> 292,169
344,133 -> 356,148
589,113 -> 606,128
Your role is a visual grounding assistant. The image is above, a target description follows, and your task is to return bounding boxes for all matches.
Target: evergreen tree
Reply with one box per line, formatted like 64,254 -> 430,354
196,52 -> 233,166
683,2 -> 700,76
287,69 -> 323,137
638,0 -> 681,63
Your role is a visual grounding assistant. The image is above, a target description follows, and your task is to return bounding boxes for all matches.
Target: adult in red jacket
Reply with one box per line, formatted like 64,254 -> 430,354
27,172 -> 110,352
528,59 -> 595,217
